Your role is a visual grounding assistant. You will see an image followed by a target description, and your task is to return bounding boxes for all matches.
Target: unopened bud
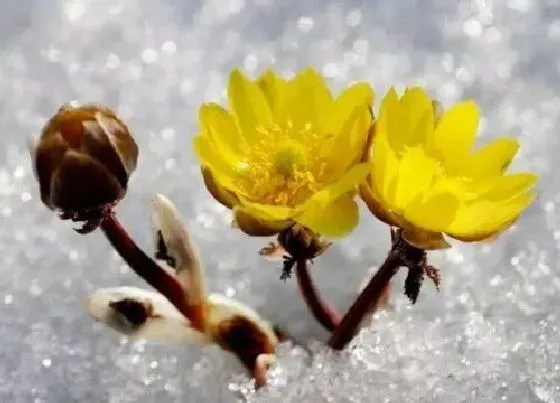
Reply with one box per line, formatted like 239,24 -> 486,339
30,104 -> 138,230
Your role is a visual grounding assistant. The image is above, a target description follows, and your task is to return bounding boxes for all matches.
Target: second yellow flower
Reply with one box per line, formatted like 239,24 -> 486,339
194,68 -> 373,237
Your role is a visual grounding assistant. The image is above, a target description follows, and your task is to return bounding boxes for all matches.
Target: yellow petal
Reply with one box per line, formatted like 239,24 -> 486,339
302,163 -> 370,210
237,196 -> 297,221
193,136 -> 239,186
201,166 -> 239,208
279,67 -> 333,130
448,201 -> 495,236
228,69 -> 273,143
359,183 -> 401,227
431,100 -> 444,125
401,87 -> 432,114
377,87 -> 434,154
410,109 -> 435,150
360,121 -> 376,163
322,82 -> 374,136
448,191 -> 536,238
393,147 -> 440,211
256,70 -> 287,118
477,173 -> 537,201
372,134 -> 399,208
233,206 -> 291,236
403,191 -> 460,232
199,103 -> 244,154
328,103 -> 372,174
448,220 -> 514,242
376,86 -> 434,153
296,193 -> 359,237
377,87 -> 403,151
398,87 -> 434,148
465,137 -> 519,177
429,100 -> 480,164
401,227 -> 451,250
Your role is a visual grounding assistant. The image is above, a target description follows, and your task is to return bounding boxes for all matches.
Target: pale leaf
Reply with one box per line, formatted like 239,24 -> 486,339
84,286 -> 210,345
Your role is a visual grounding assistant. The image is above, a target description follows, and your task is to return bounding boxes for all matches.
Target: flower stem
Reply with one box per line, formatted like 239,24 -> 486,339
328,229 -> 426,350
295,259 -> 341,332
101,212 -> 277,387
327,254 -> 400,350
99,212 -> 205,332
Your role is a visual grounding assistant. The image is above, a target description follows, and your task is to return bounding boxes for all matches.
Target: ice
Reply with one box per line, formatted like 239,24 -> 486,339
0,0 -> 559,401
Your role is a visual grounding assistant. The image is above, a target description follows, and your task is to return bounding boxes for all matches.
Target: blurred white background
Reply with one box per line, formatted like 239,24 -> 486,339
0,0 -> 558,401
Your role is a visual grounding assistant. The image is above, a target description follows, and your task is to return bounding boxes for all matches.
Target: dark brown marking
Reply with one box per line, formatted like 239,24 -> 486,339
155,230 -> 177,268
100,214 -> 207,332
215,315 -> 274,373
109,297 -> 153,326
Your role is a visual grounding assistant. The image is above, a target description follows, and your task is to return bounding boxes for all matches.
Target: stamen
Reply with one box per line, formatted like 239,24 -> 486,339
233,122 -> 332,207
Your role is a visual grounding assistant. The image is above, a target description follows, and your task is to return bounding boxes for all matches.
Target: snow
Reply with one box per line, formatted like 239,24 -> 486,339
0,0 -> 559,401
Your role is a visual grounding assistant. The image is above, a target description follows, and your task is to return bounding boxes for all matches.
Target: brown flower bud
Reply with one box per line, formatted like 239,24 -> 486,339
30,104 -> 138,231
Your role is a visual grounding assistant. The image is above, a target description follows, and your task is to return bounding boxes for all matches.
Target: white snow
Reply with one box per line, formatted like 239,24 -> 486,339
0,0 -> 558,401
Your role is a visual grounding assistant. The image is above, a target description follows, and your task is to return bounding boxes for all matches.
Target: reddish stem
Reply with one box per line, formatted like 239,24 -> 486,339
328,253 -> 401,350
295,259 -> 341,332
100,212 -> 277,386
328,230 -> 426,350
99,213 -> 205,332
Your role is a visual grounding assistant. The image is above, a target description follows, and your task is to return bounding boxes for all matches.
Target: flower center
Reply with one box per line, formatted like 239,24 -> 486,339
273,143 -> 307,177
235,123 -> 331,207
393,147 -> 481,210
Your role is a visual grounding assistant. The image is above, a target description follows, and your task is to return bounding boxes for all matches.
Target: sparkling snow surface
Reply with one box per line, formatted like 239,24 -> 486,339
1,0 -> 559,402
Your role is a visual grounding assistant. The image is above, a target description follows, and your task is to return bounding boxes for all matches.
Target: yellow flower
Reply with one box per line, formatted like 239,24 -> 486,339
361,87 -> 537,250
193,67 -> 374,237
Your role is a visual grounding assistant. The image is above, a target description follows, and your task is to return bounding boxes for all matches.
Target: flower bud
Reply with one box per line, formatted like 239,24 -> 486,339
31,104 -> 138,228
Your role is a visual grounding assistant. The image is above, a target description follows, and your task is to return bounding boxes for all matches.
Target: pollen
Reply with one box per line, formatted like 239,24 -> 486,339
234,123 -> 331,207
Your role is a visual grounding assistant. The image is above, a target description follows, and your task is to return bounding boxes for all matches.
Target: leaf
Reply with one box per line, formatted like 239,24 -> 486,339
83,286 -> 210,345
206,293 -> 279,348
150,194 -> 206,307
